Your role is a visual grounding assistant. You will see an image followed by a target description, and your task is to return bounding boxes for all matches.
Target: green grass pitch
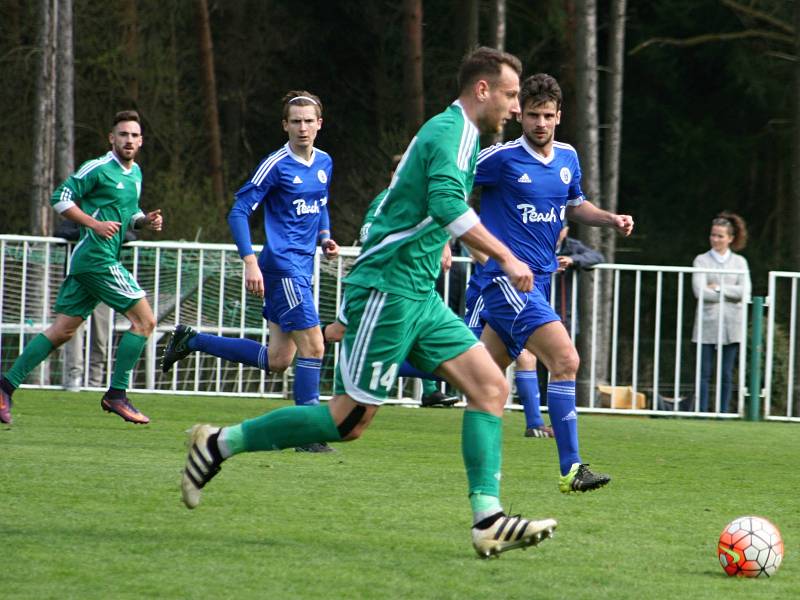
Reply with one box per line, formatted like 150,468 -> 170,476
1,390 -> 795,599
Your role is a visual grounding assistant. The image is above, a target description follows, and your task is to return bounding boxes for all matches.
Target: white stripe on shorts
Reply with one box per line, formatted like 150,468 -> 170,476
468,295 -> 484,328
350,290 -> 386,384
282,278 -> 299,309
494,276 -> 526,313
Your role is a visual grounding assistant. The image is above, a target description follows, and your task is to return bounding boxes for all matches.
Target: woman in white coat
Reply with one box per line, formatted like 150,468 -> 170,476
691,212 -> 751,413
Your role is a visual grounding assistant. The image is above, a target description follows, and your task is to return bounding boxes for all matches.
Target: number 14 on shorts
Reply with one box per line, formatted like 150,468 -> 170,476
369,362 -> 398,391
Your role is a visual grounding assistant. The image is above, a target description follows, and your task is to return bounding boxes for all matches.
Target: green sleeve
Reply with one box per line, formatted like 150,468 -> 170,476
50,163 -> 98,213
425,136 -> 471,229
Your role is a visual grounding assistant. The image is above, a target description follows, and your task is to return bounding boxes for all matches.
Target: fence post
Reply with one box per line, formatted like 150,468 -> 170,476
747,296 -> 764,422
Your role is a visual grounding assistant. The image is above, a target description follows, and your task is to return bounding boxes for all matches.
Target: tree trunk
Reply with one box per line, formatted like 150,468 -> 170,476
793,2 -> 800,270
601,0 -> 625,247
488,0 -> 507,145
461,0 -> 479,54
55,0 -> 74,181
598,0 -> 626,392
402,0 -> 425,139
196,0 -> 225,206
122,0 -> 139,104
574,0 -> 606,398
30,0 -> 57,237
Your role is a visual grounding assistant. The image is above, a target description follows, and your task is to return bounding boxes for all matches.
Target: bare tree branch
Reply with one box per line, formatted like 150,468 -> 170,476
721,0 -> 793,35
629,29 -> 793,55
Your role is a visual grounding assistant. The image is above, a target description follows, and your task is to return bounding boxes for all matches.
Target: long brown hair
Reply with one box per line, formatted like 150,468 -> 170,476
712,211 -> 748,251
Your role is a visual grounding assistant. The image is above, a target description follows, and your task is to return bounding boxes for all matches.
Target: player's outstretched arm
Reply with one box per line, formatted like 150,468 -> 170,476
566,201 -> 634,237
459,222 -> 532,292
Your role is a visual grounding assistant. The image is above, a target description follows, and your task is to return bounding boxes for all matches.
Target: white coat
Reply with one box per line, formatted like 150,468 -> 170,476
691,250 -> 751,345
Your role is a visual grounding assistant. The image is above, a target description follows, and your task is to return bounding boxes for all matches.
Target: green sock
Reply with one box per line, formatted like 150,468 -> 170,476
110,331 -> 147,390
470,492 -> 503,517
422,378 -> 437,396
5,333 -> 55,388
462,409 -> 503,498
239,403 -> 341,452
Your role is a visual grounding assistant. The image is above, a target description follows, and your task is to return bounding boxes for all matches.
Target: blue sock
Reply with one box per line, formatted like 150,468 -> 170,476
188,333 -> 268,370
547,380 -> 581,475
398,361 -> 442,382
294,357 -> 322,406
516,370 -> 544,428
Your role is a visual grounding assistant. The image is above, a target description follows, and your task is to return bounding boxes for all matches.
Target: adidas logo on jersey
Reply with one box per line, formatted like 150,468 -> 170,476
116,182 -> 124,189
293,175 -> 303,184
517,173 -> 532,183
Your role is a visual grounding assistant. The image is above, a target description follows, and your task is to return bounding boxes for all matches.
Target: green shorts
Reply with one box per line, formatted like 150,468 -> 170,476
54,263 -> 146,318
334,285 -> 480,404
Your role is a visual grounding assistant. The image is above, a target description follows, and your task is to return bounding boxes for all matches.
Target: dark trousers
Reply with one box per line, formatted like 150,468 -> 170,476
699,343 -> 739,413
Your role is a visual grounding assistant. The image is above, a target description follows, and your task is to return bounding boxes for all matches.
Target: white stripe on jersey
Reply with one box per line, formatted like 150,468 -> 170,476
355,217 -> 434,265
552,141 -> 578,154
251,148 -> 289,186
476,139 -> 521,164
75,154 -> 113,179
53,187 -> 76,213
457,122 -> 478,171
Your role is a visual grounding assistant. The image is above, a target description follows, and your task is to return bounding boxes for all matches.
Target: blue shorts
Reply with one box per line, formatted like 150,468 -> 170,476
463,279 -> 484,339
263,275 -> 320,332
480,274 -> 559,359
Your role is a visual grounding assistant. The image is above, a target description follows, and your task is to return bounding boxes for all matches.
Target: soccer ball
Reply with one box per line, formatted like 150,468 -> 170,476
717,516 -> 784,577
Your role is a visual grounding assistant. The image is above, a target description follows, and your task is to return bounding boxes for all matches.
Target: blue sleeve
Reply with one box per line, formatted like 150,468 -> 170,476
474,145 -> 503,187
568,156 -> 584,203
227,185 -> 261,258
227,156 -> 279,257
318,162 -> 332,241
318,202 -> 331,242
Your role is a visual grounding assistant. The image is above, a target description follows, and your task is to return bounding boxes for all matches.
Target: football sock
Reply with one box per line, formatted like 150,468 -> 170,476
294,357 -> 322,406
462,409 -> 503,500
547,380 -> 581,475
217,425 -> 242,458
398,361 -> 442,381
516,370 -> 544,428
238,403 -> 341,452
110,331 -> 147,390
188,333 -> 268,370
421,378 -> 438,396
4,333 -> 55,389
470,493 -> 503,527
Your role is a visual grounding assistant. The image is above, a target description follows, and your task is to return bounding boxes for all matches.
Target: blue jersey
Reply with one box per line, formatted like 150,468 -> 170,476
475,137 -> 584,277
228,143 -> 333,278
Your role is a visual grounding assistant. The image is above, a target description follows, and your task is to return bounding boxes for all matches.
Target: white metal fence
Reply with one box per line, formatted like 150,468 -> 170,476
1,234 -> 797,420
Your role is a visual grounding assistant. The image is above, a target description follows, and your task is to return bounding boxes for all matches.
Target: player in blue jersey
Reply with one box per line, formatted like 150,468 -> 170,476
463,255 -> 552,437
162,91 -> 339,452
475,73 -> 634,493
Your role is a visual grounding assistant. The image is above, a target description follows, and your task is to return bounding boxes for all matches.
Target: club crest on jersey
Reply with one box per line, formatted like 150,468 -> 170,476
516,204 -> 558,224
317,170 -> 327,183
293,199 -> 320,215
560,167 -> 571,184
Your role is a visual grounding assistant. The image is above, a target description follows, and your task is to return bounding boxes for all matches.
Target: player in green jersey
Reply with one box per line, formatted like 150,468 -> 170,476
180,48 -> 558,558
0,111 -> 162,425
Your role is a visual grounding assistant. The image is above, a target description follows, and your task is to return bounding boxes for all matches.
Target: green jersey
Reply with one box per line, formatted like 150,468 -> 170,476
346,102 -> 480,299
51,151 -> 144,275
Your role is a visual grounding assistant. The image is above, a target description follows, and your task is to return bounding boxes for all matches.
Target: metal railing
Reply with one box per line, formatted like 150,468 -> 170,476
2,234 -> 794,420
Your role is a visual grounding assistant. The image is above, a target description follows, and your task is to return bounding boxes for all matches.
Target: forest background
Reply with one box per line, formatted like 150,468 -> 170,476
2,0 -> 799,297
